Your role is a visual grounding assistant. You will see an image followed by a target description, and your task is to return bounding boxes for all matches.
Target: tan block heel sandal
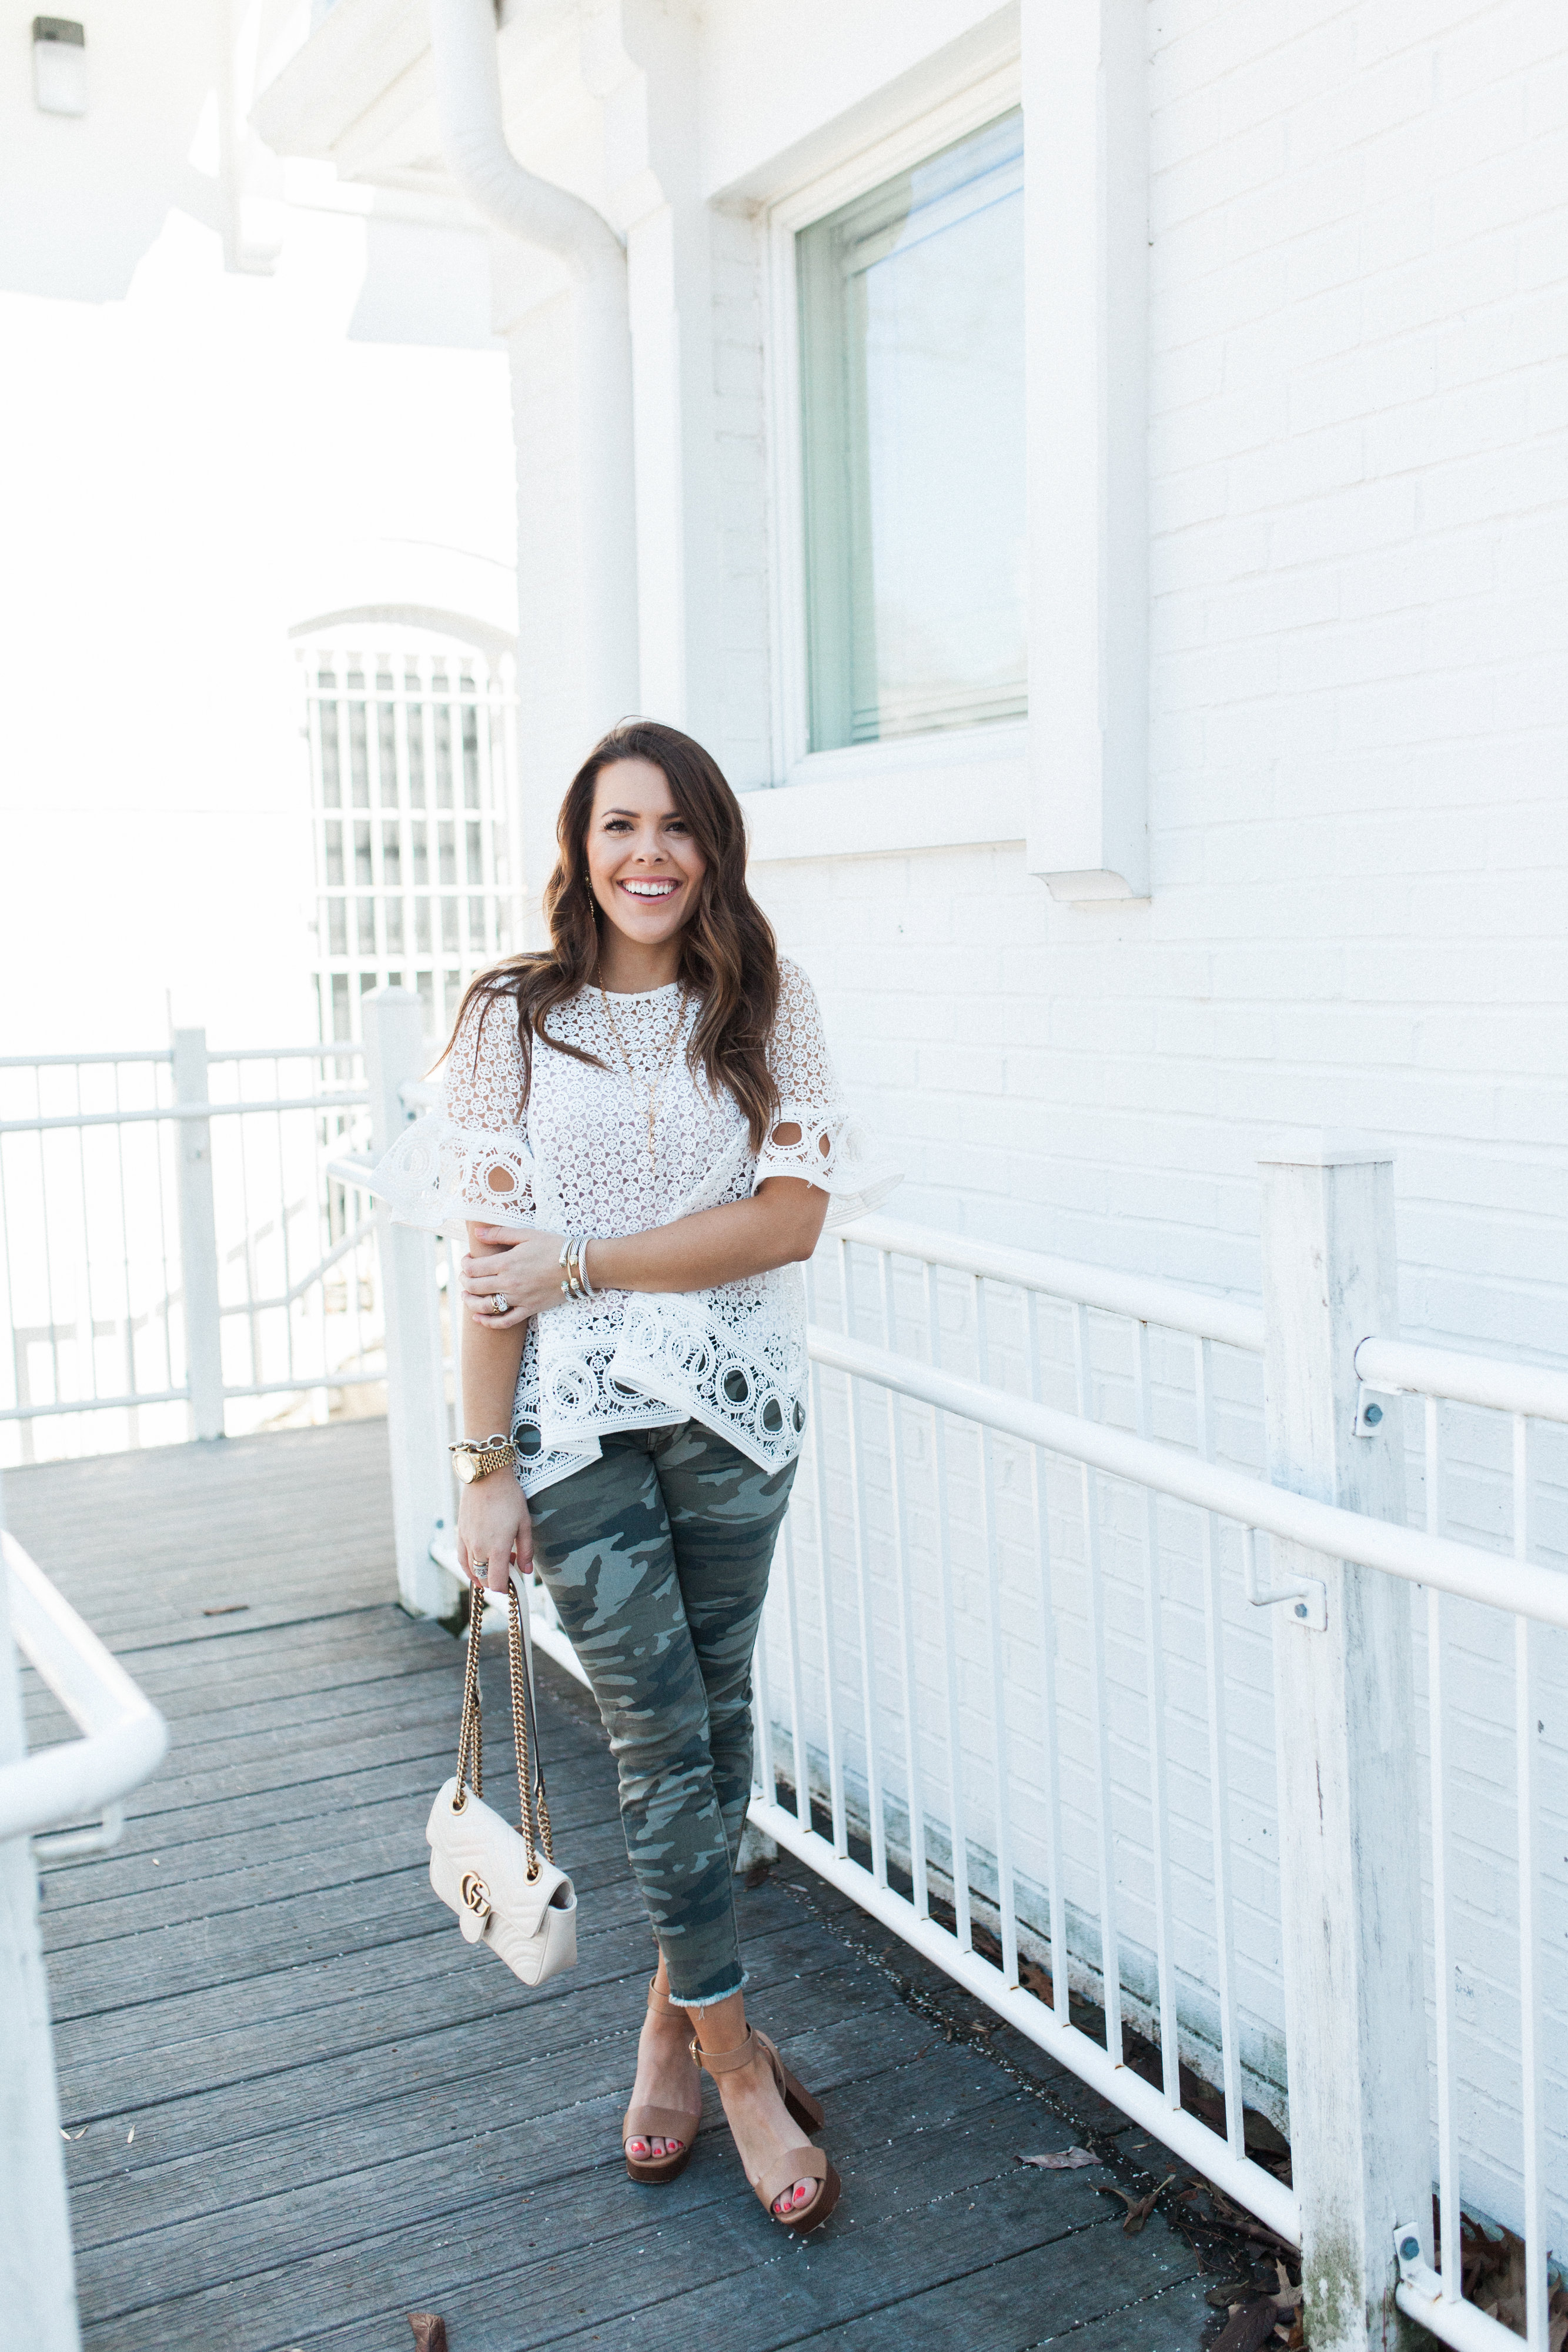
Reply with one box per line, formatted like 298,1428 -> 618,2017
693,2024 -> 841,2234
623,1977 -> 703,2184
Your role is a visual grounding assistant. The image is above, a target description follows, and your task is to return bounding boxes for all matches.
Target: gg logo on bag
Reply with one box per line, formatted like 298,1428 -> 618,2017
427,1575 -> 577,1987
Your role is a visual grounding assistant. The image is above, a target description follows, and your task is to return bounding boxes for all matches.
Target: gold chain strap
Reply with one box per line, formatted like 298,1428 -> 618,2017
454,1582 -> 484,1805
452,1581 -> 554,1882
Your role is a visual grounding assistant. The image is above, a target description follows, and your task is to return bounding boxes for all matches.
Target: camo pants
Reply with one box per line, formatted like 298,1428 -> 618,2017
527,1420 -> 798,2007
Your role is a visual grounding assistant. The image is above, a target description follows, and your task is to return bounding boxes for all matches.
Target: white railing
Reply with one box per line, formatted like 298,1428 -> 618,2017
750,1199 -> 1560,2352
0,1529 -> 168,1854
756,1225 -> 1299,2237
1352,1337 -> 1566,2352
0,1035 -> 382,1462
1,1522 -> 169,2352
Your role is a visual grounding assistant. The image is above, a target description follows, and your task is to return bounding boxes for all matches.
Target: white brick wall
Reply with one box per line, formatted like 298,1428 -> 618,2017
706,203 -> 774,789
738,0 -> 1566,2251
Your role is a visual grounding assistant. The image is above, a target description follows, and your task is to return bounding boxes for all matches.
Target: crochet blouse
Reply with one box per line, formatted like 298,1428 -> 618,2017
364,957 -> 901,1495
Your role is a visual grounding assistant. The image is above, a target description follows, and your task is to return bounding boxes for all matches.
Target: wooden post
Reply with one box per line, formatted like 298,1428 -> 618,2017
0,1478 -> 83,2352
1258,1151 -> 1430,2352
363,990 -> 451,1620
172,1028 -> 224,1443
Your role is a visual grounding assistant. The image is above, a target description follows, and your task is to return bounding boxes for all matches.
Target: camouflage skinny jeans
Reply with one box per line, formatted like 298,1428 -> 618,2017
526,1420 -> 797,2008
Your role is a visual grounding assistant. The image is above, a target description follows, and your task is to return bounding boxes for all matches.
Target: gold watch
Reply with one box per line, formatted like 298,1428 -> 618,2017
449,1433 -> 517,1484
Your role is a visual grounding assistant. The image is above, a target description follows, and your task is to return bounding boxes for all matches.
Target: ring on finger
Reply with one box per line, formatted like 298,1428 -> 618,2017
490,1292 -> 510,1315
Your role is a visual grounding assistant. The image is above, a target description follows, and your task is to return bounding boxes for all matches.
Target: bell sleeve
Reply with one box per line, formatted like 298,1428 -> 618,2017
358,988 -> 536,1236
753,958 -> 902,1230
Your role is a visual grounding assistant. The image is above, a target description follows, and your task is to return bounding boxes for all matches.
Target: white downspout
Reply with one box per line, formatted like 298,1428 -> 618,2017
429,0 -> 640,732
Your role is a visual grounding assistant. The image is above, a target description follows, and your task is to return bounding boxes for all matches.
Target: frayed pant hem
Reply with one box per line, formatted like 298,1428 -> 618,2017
669,1970 -> 748,2011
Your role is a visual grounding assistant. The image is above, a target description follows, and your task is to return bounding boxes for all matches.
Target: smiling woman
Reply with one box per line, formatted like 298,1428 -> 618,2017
360,717 -> 898,2238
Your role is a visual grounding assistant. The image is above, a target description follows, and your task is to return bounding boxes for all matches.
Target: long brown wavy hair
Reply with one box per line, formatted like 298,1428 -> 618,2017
447,720 -> 781,1148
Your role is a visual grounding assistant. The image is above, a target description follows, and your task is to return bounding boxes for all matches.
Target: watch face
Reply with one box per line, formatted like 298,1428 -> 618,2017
452,1451 -> 477,1484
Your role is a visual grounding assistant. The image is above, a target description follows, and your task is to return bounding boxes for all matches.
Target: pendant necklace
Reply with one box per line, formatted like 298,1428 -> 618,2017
598,981 -> 687,1175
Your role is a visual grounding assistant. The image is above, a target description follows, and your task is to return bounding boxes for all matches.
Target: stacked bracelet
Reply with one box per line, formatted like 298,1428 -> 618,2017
558,1235 -> 597,1301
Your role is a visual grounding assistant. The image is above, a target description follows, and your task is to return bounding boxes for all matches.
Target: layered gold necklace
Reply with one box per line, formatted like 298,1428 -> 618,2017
598,983 -> 688,1174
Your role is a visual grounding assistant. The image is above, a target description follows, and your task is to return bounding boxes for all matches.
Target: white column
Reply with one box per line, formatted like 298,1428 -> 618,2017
0,1476 -> 82,2352
172,1029 -> 224,1443
363,990 -> 452,1621
1258,1151 -> 1430,2352
1022,0 -> 1149,903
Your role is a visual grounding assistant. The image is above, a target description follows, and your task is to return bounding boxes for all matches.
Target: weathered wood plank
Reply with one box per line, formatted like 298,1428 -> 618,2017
66,1958 -> 884,2257
51,1873 -> 810,2094
39,1759 -> 621,1919
74,2050 -> 1078,2333
45,1853 -> 651,2020
39,1672 -> 607,1856
39,1802 -> 633,1960
77,2084 -> 1149,2351
5,1419 -> 400,1651
681,2199 -> 1205,2352
24,1422 -> 1207,2352
1029,2274 -> 1215,2351
27,1620 -> 454,1739
59,1920 -> 851,2189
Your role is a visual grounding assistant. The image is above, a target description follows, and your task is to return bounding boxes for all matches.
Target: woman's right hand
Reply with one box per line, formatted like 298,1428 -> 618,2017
457,1472 -> 534,1595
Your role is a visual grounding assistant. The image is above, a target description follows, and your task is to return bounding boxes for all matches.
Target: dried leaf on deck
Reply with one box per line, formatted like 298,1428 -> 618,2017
409,2316 -> 449,2352
1019,1959 -> 1055,2004
1018,2147 -> 1102,2170
1208,2297 -> 1283,2352
1096,2173 -> 1178,2233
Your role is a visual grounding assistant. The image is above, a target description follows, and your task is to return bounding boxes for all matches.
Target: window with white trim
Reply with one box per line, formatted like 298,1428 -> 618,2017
796,107 -> 1026,753
300,628 -> 517,1048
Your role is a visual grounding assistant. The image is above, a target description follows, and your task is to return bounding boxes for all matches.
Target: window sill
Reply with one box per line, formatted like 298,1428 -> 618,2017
744,722 -> 1026,864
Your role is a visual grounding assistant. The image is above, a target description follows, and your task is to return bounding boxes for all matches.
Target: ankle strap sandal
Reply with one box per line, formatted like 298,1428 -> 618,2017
691,2024 -> 841,2234
623,1977 -> 701,2185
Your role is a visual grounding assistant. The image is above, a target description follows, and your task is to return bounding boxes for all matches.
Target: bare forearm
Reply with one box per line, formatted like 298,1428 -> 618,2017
588,1182 -> 826,1295
460,1268 -> 527,1432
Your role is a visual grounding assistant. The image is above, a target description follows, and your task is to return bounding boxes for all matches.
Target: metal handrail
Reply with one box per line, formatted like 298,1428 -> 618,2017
810,1325 -> 1568,1629
217,1217 -> 377,1315
1,1532 -> 168,1856
1356,1333 -> 1568,1425
842,1213 -> 1266,1351
0,1092 -> 369,1135
209,1045 -> 365,1064
0,1049 -> 173,1070
1,1389 -> 189,1425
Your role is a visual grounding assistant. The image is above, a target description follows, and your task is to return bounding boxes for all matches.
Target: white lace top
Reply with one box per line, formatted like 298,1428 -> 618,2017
365,957 -> 900,1495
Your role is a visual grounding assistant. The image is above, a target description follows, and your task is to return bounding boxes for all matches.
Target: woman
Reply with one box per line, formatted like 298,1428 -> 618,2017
372,719 -> 897,2234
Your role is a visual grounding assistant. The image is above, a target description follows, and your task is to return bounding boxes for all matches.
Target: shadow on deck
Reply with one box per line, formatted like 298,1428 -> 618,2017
9,1419 -> 1215,2352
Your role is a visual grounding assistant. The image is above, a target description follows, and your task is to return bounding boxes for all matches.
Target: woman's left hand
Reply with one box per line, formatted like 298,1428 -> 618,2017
460,1226 -> 567,1326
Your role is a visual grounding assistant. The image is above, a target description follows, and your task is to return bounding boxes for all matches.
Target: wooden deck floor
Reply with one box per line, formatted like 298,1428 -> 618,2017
10,1420 -> 1219,2352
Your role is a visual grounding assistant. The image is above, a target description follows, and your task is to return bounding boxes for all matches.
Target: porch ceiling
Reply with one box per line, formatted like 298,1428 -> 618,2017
252,0 -> 586,196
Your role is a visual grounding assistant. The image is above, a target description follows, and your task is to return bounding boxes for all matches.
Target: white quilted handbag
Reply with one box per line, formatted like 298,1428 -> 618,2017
426,1569 -> 577,1986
